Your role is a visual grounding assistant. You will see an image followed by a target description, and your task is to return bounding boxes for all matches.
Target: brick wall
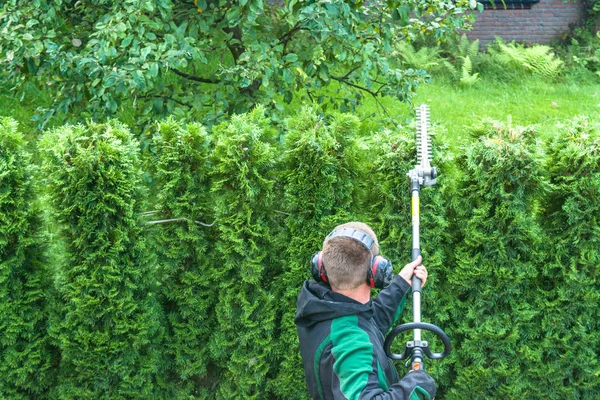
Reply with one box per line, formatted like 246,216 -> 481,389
466,0 -> 586,46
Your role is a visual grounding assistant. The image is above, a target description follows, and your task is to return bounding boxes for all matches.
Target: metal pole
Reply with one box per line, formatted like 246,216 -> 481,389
410,179 -> 422,343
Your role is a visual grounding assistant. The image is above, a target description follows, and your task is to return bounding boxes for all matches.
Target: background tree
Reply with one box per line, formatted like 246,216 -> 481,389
0,0 -> 475,131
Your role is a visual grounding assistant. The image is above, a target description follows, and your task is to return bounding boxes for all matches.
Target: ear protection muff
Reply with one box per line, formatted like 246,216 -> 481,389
368,256 -> 394,289
311,228 -> 394,289
311,251 -> 328,283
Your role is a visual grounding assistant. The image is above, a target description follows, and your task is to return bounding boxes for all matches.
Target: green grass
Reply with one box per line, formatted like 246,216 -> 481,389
0,80 -> 68,140
355,69 -> 600,151
0,82 -> 43,134
420,74 -> 600,142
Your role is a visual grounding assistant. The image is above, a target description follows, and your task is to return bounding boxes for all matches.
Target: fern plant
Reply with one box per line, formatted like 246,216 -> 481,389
444,33 -> 480,61
444,56 -> 480,86
459,56 -> 479,85
441,34 -> 480,85
497,42 -> 564,78
392,40 -> 441,70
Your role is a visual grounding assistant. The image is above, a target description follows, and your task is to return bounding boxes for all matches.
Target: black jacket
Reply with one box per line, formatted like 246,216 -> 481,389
295,275 -> 436,400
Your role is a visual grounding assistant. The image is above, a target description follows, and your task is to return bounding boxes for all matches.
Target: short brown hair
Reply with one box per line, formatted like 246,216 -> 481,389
322,222 -> 379,290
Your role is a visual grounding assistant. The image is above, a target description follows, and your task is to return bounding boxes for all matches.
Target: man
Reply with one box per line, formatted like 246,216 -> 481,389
295,221 -> 436,399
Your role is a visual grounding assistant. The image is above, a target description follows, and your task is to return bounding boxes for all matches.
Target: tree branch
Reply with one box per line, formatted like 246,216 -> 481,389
278,22 -> 307,45
140,95 -> 192,109
330,75 -> 378,97
338,65 -> 361,81
163,96 -> 191,108
146,217 -> 215,227
170,67 -> 220,84
330,75 -> 390,116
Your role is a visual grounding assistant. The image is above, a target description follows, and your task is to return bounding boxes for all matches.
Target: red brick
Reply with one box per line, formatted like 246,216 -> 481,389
465,0 -> 585,44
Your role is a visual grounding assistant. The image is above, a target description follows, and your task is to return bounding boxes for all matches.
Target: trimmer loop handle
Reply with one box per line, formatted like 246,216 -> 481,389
384,322 -> 452,361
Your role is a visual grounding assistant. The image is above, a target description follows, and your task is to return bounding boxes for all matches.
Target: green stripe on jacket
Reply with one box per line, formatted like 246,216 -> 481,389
410,386 -> 432,400
331,315 -> 378,399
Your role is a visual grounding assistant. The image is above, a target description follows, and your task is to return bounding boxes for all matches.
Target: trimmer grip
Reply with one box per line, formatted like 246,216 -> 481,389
411,248 -> 422,293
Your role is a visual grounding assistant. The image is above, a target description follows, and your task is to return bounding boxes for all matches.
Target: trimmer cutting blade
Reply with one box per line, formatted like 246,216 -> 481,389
414,104 -> 437,187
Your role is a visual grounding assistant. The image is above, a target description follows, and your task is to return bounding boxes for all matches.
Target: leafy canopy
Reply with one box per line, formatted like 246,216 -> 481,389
0,0 -> 474,130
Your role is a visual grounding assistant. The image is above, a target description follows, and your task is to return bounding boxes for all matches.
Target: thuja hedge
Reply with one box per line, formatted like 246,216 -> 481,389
537,116 -> 600,398
1,111 -> 599,398
0,118 -> 55,398
40,121 -> 162,398
147,119 -> 216,398
444,121 -> 546,398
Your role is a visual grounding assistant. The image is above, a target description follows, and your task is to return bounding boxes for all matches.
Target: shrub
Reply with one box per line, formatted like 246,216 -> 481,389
148,118 -> 218,398
207,107 -> 280,398
537,116 -> 600,398
445,120 -> 546,398
40,121 -> 162,398
6,107 -> 600,398
0,117 -> 56,398
561,28 -> 600,79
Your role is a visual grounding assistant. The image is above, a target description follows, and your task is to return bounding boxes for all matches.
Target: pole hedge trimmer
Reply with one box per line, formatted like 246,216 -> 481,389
384,104 -> 452,371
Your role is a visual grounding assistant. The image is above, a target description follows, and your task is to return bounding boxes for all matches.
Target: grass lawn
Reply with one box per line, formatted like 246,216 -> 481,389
356,70 -> 600,151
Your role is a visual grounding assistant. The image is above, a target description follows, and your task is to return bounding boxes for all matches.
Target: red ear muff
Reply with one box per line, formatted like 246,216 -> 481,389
368,257 -> 380,288
311,251 -> 328,283
368,256 -> 394,289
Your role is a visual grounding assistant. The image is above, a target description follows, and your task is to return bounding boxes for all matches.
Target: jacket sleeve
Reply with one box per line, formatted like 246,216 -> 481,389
329,341 -> 436,400
371,275 -> 411,335
329,315 -> 435,400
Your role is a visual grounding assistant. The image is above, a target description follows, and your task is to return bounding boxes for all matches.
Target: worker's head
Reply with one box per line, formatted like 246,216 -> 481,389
317,222 -> 385,290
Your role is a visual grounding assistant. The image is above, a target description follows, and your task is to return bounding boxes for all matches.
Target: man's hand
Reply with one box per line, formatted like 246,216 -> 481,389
399,256 -> 428,287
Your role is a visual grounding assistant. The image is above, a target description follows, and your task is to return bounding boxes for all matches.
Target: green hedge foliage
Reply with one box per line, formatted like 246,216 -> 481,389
39,121 -> 162,399
537,116 -> 600,398
445,120 -> 546,399
207,107 -> 282,399
273,109 -> 364,398
2,111 -> 599,398
148,118 -> 216,398
0,118 -> 56,398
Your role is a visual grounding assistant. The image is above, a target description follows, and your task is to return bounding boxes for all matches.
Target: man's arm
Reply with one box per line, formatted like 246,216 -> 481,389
329,315 -> 436,400
371,275 -> 411,334
372,257 -> 427,334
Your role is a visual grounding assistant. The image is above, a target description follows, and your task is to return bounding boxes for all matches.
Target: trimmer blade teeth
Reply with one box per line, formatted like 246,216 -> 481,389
415,104 -> 433,166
